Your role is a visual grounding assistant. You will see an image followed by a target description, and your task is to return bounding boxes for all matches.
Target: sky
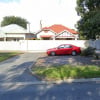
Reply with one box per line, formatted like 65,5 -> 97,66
0,0 -> 80,32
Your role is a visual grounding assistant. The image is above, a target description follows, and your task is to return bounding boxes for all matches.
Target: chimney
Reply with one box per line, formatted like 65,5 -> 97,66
40,20 -> 42,30
27,23 -> 30,33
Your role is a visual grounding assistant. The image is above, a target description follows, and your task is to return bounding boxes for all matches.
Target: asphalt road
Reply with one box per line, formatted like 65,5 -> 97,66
0,82 -> 100,100
0,53 -> 100,100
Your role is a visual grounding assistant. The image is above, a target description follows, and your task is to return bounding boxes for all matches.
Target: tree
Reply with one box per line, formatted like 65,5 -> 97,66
76,0 -> 100,39
1,16 -> 28,29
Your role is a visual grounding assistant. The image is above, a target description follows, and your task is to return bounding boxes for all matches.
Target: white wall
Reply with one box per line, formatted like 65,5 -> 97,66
94,40 -> 100,50
27,40 -> 86,51
0,40 -> 99,52
0,41 -> 20,50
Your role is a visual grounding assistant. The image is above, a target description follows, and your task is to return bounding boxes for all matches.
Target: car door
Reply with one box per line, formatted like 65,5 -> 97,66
56,44 -> 65,55
64,45 -> 73,54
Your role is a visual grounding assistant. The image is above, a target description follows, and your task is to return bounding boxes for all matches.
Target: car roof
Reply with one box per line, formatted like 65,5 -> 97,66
59,44 -> 77,47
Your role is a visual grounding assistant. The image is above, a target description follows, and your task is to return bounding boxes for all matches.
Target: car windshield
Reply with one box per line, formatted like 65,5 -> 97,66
58,45 -> 65,48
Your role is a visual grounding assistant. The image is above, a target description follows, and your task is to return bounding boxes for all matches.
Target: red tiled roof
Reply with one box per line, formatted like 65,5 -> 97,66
42,24 -> 78,34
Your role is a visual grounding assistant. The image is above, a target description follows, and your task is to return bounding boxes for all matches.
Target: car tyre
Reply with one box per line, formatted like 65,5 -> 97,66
50,51 -> 56,56
72,51 -> 77,56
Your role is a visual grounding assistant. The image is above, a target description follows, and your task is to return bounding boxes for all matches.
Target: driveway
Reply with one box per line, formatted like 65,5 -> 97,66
0,53 -> 45,83
35,55 -> 100,67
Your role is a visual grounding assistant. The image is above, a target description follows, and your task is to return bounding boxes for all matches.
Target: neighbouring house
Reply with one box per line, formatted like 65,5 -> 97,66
0,24 -> 35,41
36,24 -> 79,40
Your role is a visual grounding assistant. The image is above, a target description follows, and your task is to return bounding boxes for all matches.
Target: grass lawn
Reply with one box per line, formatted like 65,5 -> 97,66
32,65 -> 100,81
0,52 -> 22,62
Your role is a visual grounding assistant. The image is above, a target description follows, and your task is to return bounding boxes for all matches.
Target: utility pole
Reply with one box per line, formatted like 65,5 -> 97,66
40,20 -> 42,30
27,22 -> 30,33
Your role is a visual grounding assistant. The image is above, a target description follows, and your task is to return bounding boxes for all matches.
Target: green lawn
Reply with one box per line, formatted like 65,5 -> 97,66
32,65 -> 100,81
0,52 -> 22,62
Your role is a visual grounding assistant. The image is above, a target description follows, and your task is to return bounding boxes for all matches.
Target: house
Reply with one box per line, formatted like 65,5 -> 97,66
0,24 -> 35,41
36,24 -> 79,40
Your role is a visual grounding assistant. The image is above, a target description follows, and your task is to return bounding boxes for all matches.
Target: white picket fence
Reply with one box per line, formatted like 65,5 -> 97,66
0,40 -> 100,52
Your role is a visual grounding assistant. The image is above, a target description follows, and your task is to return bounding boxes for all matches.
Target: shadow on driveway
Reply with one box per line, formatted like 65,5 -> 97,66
35,55 -> 100,67
0,61 -> 39,83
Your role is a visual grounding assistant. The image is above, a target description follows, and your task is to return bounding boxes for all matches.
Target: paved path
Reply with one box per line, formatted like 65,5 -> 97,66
0,53 -> 44,83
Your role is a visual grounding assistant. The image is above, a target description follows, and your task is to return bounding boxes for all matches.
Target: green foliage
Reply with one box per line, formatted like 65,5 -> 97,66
81,47 -> 95,56
0,52 -> 22,62
76,0 -> 100,39
33,65 -> 100,81
1,16 -> 28,29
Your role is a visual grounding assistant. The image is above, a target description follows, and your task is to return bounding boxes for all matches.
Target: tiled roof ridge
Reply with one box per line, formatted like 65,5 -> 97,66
42,24 -> 78,34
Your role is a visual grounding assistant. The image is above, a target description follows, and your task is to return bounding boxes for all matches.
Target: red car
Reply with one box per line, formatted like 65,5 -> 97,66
47,44 -> 81,56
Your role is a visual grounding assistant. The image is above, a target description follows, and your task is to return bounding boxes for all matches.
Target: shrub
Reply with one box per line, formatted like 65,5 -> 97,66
93,53 -> 100,60
81,47 -> 95,56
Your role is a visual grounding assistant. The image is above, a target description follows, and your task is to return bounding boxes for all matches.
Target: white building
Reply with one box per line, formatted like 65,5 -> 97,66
36,24 -> 79,40
0,24 -> 34,41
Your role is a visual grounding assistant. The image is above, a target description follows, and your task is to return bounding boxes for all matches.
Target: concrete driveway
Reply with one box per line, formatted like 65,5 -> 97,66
0,53 -> 45,83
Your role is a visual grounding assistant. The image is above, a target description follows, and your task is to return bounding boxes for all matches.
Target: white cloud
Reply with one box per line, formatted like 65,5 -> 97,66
0,0 -> 80,32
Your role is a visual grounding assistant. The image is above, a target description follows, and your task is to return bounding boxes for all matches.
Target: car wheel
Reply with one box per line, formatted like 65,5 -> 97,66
50,51 -> 56,56
72,51 -> 77,56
